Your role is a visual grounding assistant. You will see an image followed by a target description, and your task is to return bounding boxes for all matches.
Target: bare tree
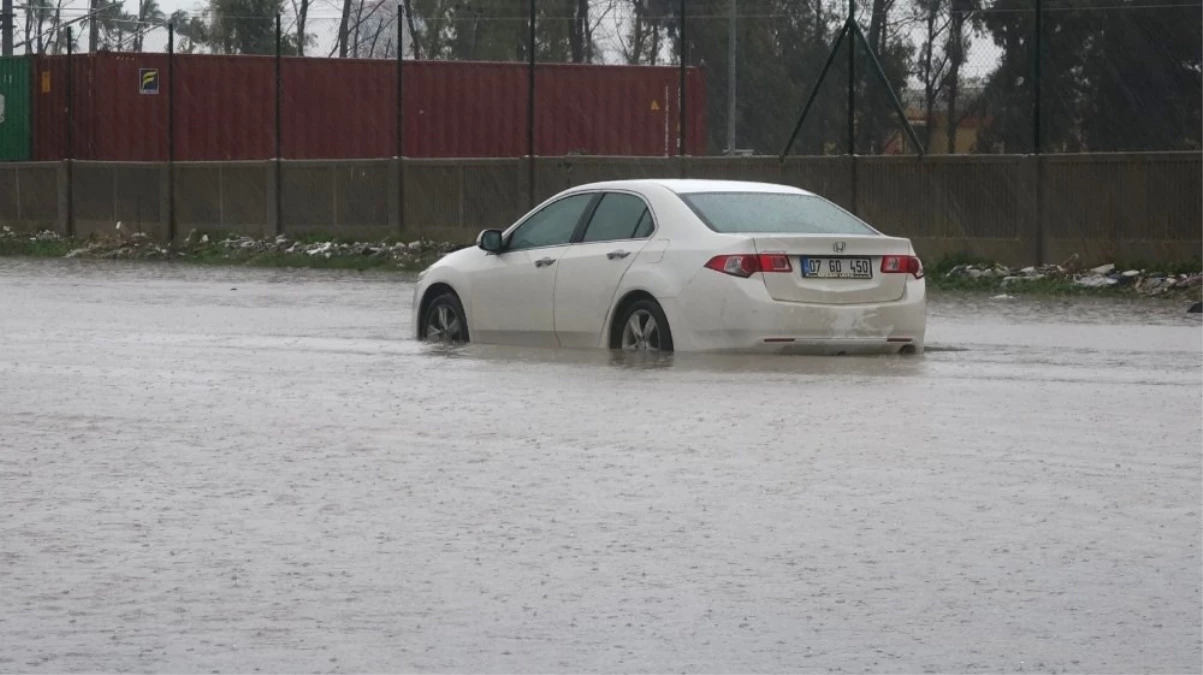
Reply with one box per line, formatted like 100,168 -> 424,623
566,0 -> 588,62
346,0 -> 393,57
402,0 -> 421,57
913,0 -> 950,150
88,0 -> 98,50
337,0 -> 351,56
290,0 -> 310,54
401,0 -> 456,59
622,0 -> 645,63
944,0 -> 976,153
22,0 -> 53,53
132,0 -> 165,52
622,0 -> 662,65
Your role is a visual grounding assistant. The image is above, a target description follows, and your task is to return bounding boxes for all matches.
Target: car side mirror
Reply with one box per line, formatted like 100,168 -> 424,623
477,229 -> 504,253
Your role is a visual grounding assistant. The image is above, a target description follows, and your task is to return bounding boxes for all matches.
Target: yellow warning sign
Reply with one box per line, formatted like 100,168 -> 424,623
650,100 -> 660,111
41,71 -> 51,94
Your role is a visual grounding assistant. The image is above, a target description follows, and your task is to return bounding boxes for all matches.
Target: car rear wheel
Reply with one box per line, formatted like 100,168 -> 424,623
423,293 -> 469,344
615,299 -> 673,352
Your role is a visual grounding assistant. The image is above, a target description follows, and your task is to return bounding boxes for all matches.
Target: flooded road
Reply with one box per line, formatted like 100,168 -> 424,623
2,259 -> 1200,674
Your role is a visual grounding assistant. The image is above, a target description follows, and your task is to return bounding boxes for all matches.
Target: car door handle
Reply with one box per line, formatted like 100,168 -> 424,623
606,250 -> 631,260
534,257 -> 556,268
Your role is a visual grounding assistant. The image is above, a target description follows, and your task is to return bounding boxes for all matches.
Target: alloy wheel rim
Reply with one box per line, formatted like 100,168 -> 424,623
426,304 -> 464,343
620,309 -> 661,351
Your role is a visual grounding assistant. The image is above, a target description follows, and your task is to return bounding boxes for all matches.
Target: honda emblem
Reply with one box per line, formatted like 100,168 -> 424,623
833,241 -> 846,253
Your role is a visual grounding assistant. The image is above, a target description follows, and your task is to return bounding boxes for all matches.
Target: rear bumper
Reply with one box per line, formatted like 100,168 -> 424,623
663,273 -> 926,354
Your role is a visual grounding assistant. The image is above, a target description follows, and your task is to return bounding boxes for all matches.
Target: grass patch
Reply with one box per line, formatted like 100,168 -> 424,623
0,230 -> 448,272
0,237 -> 77,257
185,250 -> 437,271
925,251 -> 997,278
927,275 -> 1145,296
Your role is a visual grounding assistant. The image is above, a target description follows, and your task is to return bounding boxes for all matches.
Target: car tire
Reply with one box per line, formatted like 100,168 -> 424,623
613,298 -> 673,352
422,292 -> 469,344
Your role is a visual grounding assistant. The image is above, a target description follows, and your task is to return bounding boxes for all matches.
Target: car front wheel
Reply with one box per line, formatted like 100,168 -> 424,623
422,292 -> 469,344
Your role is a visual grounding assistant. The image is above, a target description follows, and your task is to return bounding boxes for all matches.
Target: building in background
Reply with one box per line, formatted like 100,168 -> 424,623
884,86 -> 988,154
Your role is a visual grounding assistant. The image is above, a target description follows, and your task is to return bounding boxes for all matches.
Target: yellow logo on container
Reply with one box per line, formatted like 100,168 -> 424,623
140,68 -> 160,95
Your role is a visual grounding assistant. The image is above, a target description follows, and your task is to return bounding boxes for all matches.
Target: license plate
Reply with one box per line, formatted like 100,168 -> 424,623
801,257 -> 873,279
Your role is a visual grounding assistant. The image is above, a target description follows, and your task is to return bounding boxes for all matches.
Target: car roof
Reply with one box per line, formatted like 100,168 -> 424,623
566,178 -> 816,196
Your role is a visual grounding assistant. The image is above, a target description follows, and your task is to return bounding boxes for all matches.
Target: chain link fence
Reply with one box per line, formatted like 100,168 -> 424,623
0,0 -> 1198,263
5,0 -> 1198,156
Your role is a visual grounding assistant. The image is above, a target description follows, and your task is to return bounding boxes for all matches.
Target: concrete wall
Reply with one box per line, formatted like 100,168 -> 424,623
2,153 -> 1199,266
175,162 -> 272,238
0,163 -> 63,233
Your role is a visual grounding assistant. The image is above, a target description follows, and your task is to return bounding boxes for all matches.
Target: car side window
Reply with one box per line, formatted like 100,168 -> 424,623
631,209 -> 654,239
508,194 -> 594,251
581,193 -> 653,243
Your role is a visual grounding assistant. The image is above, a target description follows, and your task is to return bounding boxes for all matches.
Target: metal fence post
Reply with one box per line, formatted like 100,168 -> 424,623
167,21 -> 175,241
396,3 -> 405,235
527,0 -> 536,209
847,0 -> 855,157
274,13 -> 283,236
2,0 -> 13,57
66,26 -> 74,238
1033,0 -> 1044,265
847,0 -> 858,215
725,0 -> 736,155
1033,0 -> 1042,156
678,0 -> 687,175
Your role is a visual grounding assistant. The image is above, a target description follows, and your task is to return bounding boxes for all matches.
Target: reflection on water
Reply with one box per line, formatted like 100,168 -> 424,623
418,340 -> 935,378
6,257 -> 1198,377
0,257 -> 420,285
930,290 -> 1202,327
408,326 -> 1198,389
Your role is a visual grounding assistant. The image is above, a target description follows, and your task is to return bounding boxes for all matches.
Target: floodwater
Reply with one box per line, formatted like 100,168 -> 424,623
1,259 -> 1200,674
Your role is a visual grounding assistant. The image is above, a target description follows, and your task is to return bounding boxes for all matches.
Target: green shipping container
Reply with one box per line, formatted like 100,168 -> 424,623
0,55 -> 32,161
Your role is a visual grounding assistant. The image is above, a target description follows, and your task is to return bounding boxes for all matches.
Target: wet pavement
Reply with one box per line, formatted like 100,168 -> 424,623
1,259 -> 1200,674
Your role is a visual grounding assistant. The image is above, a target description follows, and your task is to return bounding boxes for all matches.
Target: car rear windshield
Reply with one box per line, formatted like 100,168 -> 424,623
680,192 -> 878,235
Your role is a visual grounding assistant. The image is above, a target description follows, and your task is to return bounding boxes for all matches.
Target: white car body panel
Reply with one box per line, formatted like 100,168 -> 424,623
465,247 -> 561,347
553,239 -> 650,348
413,179 -> 927,354
751,234 -> 911,304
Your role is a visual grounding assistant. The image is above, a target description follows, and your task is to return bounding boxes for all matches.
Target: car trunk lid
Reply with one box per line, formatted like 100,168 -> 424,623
751,234 -> 913,305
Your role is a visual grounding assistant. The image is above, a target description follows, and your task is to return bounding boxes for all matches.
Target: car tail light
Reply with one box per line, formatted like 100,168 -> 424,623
881,255 -> 924,279
704,254 -> 793,278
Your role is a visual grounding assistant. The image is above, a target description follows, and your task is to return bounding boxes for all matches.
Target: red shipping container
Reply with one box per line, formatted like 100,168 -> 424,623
34,53 -> 707,161
282,59 -> 706,158
400,60 -> 528,158
32,55 -> 90,161
398,61 -> 706,158
35,53 -> 280,161
85,53 -> 169,161
176,55 -> 275,161
536,62 -> 706,157
31,55 -> 68,161
281,56 -> 397,159
34,53 -> 168,161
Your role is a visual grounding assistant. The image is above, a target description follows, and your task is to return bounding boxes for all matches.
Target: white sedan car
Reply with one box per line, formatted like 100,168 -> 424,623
412,179 -> 926,354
